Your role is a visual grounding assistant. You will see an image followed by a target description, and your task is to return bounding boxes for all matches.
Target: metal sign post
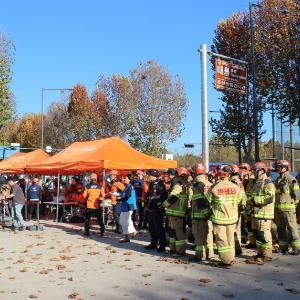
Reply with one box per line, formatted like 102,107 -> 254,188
199,44 -> 248,171
200,44 -> 209,172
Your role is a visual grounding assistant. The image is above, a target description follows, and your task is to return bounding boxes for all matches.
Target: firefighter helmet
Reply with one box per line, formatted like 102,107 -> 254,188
253,162 -> 268,173
177,167 -> 189,177
193,163 -> 206,175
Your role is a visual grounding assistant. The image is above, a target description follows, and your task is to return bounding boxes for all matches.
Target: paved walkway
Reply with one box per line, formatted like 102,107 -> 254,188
0,221 -> 299,300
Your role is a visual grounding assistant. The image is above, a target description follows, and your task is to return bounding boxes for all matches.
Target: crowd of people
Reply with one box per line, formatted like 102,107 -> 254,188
0,159 -> 300,267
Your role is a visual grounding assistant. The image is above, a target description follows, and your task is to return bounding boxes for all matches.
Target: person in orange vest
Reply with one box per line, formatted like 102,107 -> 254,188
83,173 -> 105,237
107,170 -> 125,234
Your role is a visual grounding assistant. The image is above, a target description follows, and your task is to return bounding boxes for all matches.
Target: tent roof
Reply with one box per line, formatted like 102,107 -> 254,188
0,149 -> 50,174
25,136 -> 177,174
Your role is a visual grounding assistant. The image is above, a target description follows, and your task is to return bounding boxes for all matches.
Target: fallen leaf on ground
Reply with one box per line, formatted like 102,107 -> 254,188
123,251 -> 133,255
16,259 -> 25,263
29,294 -> 38,298
124,259 -> 131,261
56,265 -> 66,270
60,246 -> 71,253
285,289 -> 300,294
19,268 -> 28,272
39,270 -> 48,274
68,277 -> 73,281
142,273 -> 152,277
87,252 -> 99,255
68,292 -> 79,299
222,293 -> 235,298
165,278 -> 174,281
199,279 -> 211,283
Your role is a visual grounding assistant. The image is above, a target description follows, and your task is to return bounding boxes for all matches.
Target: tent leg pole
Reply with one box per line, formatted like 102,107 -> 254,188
56,173 -> 60,223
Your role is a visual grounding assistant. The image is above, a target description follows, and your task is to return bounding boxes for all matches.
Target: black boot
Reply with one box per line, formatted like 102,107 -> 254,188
144,244 -> 157,250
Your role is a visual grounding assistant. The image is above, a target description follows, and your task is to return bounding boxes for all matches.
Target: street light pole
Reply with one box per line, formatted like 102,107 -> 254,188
41,88 -> 44,150
40,88 -> 73,150
249,2 -> 260,162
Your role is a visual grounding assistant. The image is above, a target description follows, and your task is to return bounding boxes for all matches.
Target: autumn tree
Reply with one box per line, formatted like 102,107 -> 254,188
253,0 -> 300,123
0,32 -> 15,129
0,117 -> 19,145
44,101 -> 71,149
90,90 -> 110,138
67,84 -> 94,142
15,113 -> 41,148
211,12 -> 266,162
95,75 -> 134,138
128,61 -> 188,156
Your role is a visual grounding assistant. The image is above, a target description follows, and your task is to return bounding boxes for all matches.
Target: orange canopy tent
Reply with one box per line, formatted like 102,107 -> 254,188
25,136 -> 177,174
0,149 -> 50,174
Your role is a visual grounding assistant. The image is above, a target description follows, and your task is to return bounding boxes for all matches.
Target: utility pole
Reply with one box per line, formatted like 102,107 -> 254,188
281,116 -> 285,159
249,2 -> 260,162
290,120 -> 295,171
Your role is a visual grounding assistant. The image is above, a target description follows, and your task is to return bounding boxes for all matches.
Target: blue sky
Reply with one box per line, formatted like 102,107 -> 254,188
1,0 -> 279,154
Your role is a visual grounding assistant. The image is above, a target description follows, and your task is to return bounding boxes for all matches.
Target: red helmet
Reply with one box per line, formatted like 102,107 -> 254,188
253,162 -> 268,173
193,163 -> 206,175
109,170 -> 118,176
231,164 -> 239,174
276,160 -> 290,171
90,173 -> 97,180
218,165 -> 231,178
239,163 -> 251,172
177,167 -> 189,177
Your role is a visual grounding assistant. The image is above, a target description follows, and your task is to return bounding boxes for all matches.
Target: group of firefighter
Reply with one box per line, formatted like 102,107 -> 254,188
109,159 -> 300,266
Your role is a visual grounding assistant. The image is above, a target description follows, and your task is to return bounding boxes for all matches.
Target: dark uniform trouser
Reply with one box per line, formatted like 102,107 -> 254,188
213,224 -> 235,265
252,219 -> 272,258
113,202 -> 122,232
137,201 -> 145,229
275,210 -> 300,251
0,203 -> 4,223
168,216 -> 186,255
85,208 -> 105,235
148,208 -> 166,249
192,219 -> 213,260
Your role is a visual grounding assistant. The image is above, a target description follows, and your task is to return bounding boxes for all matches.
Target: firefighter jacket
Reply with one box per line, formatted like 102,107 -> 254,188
163,177 -> 190,218
230,175 -> 247,210
208,178 -> 242,225
275,172 -> 300,211
247,173 -> 275,220
145,178 -> 168,212
83,182 -> 105,209
190,174 -> 212,220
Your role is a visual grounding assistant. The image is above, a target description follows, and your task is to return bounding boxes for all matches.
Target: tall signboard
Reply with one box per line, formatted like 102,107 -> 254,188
215,58 -> 247,94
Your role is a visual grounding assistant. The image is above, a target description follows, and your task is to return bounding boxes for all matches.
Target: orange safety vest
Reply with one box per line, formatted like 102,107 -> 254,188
83,183 -> 105,209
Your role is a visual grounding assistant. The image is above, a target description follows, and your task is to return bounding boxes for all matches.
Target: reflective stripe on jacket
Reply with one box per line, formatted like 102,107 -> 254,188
191,174 -> 211,220
275,172 -> 299,211
163,180 -> 189,218
208,178 -> 241,225
250,174 -> 275,220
